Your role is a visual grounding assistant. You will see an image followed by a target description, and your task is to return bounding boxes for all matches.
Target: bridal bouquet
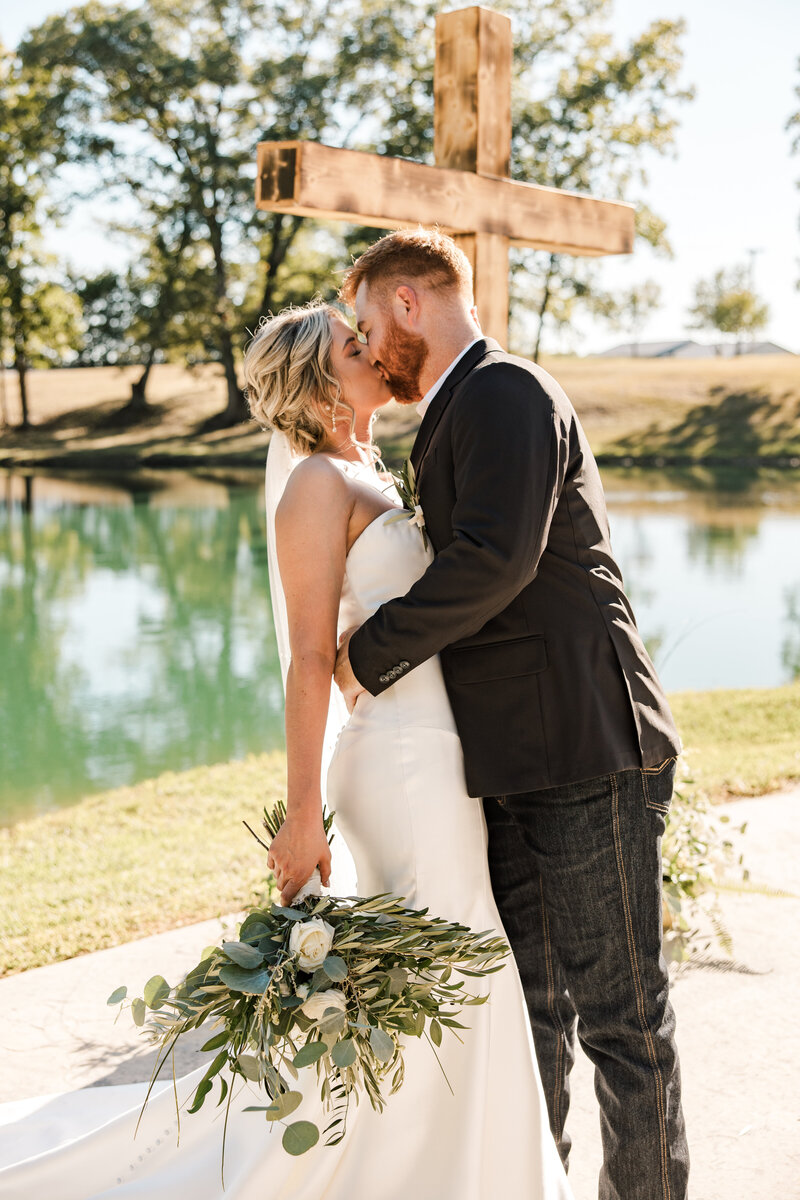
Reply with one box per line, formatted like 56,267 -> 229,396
109,802 -> 509,1169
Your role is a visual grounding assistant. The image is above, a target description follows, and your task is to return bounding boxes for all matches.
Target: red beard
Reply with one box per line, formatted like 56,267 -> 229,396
377,316 -> 429,406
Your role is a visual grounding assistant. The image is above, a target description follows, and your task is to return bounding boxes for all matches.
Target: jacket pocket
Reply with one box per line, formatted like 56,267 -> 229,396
447,634 -> 548,685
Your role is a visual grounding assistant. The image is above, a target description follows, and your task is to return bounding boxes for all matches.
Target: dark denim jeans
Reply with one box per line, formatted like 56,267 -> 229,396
484,760 -> 689,1200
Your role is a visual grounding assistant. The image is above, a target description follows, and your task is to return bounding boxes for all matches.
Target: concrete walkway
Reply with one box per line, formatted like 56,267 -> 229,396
1,791 -> 798,1198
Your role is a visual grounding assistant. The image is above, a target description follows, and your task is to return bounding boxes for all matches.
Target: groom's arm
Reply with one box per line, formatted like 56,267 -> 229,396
346,362 -> 569,696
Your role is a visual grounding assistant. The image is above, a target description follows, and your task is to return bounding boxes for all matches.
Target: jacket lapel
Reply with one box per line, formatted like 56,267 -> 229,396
410,338 -> 501,477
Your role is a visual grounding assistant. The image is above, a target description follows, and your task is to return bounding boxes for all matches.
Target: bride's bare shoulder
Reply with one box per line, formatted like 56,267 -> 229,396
277,454 -> 350,527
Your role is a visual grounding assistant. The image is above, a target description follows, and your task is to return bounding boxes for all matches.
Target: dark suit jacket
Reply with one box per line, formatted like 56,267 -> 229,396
348,338 -> 681,798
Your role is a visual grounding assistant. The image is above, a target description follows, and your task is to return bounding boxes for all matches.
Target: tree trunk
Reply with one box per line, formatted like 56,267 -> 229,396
14,353 -> 30,429
532,255 -> 557,364
260,214 -> 303,317
207,207 -> 247,426
128,348 -> 156,411
0,361 -> 7,428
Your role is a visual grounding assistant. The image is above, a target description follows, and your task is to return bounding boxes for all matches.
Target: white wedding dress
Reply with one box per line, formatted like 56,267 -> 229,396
0,459 -> 572,1200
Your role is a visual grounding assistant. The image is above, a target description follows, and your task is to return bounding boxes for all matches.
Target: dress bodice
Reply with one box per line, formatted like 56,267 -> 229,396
332,459 -> 457,736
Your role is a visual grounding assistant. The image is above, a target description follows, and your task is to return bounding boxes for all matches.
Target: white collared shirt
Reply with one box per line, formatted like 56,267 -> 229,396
416,338 -> 482,418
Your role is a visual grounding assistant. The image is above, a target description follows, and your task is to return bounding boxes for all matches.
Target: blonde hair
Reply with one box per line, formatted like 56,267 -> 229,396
243,301 -> 353,457
340,227 -> 473,307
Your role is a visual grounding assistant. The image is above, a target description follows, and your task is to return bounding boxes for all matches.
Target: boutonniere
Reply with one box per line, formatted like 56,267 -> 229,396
386,458 -> 428,549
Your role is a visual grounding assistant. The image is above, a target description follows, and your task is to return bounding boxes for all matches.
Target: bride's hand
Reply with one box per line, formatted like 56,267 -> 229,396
267,813 -> 332,906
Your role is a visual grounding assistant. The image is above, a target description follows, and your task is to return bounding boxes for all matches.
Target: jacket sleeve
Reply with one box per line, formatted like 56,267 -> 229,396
347,362 -> 570,696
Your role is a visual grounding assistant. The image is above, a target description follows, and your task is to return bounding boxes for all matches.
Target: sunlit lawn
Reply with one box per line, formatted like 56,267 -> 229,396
2,355 -> 798,467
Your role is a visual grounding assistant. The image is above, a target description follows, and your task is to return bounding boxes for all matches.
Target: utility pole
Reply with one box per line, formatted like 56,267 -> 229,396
745,248 -> 764,348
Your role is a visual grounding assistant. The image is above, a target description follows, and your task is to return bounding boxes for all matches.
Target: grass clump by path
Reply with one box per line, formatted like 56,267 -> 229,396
669,682 -> 800,799
0,752 -> 285,977
2,684 -> 798,976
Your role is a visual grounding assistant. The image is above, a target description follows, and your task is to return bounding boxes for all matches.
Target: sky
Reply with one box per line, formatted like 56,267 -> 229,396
3,0 -> 800,356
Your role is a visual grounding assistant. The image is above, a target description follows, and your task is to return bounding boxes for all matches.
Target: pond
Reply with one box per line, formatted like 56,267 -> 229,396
1,464 -> 799,824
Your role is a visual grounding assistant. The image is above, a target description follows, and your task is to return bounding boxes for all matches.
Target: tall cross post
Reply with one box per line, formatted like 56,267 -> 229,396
255,6 -> 634,344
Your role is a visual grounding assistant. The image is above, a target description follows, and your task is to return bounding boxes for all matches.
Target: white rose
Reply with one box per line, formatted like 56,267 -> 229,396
289,917 -> 335,971
301,988 -> 348,1022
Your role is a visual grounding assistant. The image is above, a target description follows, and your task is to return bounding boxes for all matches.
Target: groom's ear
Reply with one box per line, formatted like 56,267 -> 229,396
393,284 -> 420,327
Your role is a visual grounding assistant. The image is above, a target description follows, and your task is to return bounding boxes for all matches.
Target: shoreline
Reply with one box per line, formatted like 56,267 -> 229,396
2,447 -> 800,472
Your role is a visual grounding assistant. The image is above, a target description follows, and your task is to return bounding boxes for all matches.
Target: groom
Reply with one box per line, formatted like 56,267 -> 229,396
333,228 -> 689,1199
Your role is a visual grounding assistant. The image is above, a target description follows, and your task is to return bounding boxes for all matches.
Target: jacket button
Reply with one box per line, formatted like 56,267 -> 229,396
399,661 -> 409,669
379,674 -> 389,683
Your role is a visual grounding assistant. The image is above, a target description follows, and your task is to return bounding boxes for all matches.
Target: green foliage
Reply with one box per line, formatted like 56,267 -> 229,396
13,0 -> 697,391
661,759 -> 747,963
111,876 -> 510,1175
601,278 -> 662,353
686,265 -> 770,352
0,42 -> 85,422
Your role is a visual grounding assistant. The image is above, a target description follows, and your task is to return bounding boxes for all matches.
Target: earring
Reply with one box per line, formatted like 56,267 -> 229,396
331,402 -> 338,433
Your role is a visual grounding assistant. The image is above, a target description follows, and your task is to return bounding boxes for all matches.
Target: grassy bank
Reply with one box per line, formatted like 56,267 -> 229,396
669,684 -> 800,797
1,355 -> 798,470
1,753 -> 286,978
2,683 -> 799,977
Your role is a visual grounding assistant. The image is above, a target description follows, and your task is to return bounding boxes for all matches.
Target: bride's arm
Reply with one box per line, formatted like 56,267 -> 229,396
267,458 -> 352,904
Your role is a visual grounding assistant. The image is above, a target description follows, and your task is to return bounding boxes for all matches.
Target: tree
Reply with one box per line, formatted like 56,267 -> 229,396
0,41 -> 88,425
21,0 -> 695,395
686,266 -> 769,355
603,279 -> 662,355
21,0 -> 369,425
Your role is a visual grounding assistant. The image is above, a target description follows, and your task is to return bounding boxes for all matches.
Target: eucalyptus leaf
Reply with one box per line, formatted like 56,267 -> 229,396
131,997 -> 146,1027
271,1090 -> 303,1120
331,1038 -> 357,1069
293,1041 -> 328,1068
271,904 -> 307,921
238,915 -> 272,940
322,955 -> 347,982
221,940 -> 264,968
430,1018 -> 442,1047
218,963 -> 273,995
282,1121 -> 320,1156
369,1027 -> 395,1063
319,1010 -> 347,1038
107,985 -> 127,1006
237,1054 -> 264,1081
143,975 -> 170,1010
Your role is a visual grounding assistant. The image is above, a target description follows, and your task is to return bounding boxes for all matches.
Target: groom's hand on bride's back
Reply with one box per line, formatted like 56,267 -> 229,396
335,626 -> 367,713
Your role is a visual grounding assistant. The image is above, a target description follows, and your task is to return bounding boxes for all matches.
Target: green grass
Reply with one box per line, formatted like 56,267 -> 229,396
670,683 -> 800,799
2,683 -> 799,977
0,753 -> 285,978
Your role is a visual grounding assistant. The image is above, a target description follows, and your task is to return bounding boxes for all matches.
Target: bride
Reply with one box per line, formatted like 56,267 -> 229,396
0,301 -> 572,1199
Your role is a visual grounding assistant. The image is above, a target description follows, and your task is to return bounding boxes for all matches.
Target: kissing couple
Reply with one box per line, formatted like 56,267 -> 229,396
248,227 -> 689,1200
0,228 -> 689,1200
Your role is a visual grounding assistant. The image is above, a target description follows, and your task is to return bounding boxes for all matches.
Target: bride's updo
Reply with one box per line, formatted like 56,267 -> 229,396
243,301 -> 348,456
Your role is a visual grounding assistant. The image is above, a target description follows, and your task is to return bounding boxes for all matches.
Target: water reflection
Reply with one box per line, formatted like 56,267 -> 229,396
0,468 -> 284,824
1,465 -> 799,823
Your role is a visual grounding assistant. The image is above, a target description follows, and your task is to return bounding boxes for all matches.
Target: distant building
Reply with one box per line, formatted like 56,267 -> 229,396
592,339 -> 796,359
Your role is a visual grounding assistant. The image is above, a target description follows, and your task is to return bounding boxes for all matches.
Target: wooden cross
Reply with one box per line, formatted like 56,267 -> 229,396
255,6 -> 634,344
